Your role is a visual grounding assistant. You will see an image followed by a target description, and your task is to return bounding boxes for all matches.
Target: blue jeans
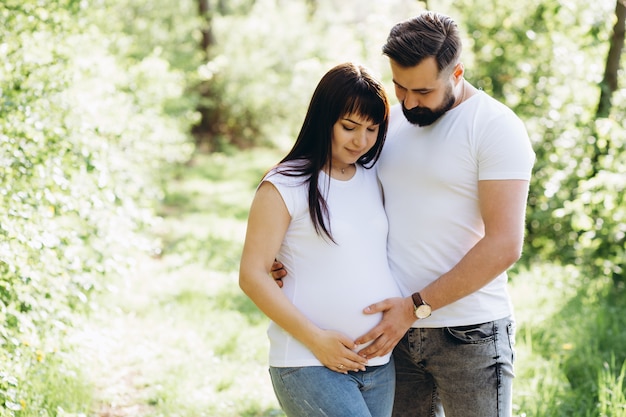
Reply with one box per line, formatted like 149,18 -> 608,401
392,317 -> 516,417
269,359 -> 396,417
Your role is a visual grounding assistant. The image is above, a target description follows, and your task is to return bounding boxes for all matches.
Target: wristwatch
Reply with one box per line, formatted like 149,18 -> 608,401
412,292 -> 432,319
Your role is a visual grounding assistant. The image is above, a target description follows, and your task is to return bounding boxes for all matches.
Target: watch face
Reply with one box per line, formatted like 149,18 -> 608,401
415,305 -> 432,319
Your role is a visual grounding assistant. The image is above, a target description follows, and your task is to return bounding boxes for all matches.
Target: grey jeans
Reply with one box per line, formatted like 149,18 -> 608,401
392,316 -> 516,417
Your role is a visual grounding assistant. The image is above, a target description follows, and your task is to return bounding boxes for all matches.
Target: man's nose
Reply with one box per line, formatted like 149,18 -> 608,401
404,92 -> 420,109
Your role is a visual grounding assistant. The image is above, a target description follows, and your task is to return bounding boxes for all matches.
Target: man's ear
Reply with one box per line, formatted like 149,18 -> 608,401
453,63 -> 464,81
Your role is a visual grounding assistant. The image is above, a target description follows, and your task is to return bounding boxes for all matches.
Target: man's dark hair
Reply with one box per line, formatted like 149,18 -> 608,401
382,11 -> 462,77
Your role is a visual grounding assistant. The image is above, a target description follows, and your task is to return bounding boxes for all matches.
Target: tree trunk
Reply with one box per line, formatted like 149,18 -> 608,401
588,0 -> 626,176
596,0 -> 625,118
198,0 -> 215,54
193,0 -> 217,151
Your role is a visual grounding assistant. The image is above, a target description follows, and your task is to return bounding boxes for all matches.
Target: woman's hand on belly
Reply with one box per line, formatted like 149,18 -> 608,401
308,329 -> 369,374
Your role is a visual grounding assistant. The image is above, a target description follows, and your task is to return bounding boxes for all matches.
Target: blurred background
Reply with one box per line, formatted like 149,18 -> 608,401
1,0 -> 625,416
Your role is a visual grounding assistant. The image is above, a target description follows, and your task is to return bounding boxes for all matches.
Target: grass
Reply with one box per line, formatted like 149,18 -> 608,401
73,148 -> 284,417
15,354 -> 93,417
24,147 -> 626,416
511,264 -> 626,416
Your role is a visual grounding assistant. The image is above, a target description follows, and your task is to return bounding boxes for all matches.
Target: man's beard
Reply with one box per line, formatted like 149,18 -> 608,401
402,88 -> 455,127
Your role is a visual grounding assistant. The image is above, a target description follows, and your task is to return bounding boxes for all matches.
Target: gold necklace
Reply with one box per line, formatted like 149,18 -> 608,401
338,164 -> 354,174
328,163 -> 354,177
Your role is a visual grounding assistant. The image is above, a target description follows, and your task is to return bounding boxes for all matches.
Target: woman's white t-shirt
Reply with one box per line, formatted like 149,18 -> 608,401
263,163 -> 401,367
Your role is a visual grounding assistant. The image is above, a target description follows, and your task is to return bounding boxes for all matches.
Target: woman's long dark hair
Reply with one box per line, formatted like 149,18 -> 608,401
275,62 -> 390,242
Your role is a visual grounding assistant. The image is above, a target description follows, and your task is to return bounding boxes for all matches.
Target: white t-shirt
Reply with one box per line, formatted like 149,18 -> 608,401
264,163 -> 401,367
377,91 -> 535,327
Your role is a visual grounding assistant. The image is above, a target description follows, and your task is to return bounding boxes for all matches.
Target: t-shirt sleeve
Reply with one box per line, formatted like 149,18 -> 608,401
477,109 -> 535,181
261,169 -> 306,218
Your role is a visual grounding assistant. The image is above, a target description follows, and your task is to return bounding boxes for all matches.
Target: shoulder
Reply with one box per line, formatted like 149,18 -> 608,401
474,92 -> 524,125
458,93 -> 528,145
264,160 -> 309,188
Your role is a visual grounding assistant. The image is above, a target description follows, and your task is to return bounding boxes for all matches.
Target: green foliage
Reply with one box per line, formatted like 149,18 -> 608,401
202,0 -> 424,150
1,0 -> 194,414
598,356 -> 626,417
452,0 -> 626,284
14,353 -> 93,417
512,264 -> 626,416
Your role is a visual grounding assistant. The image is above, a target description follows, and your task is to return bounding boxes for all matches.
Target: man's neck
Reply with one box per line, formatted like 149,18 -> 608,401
454,79 -> 477,108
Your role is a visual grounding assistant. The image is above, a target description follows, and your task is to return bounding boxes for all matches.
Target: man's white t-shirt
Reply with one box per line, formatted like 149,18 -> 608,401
264,163 -> 401,367
377,91 -> 535,328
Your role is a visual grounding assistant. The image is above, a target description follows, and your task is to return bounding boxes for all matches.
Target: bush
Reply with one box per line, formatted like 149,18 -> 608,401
453,0 -> 626,284
0,0 -> 194,414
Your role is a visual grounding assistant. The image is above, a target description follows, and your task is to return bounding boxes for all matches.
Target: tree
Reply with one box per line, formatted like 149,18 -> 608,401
191,0 -> 263,151
596,0 -> 626,119
198,0 -> 216,52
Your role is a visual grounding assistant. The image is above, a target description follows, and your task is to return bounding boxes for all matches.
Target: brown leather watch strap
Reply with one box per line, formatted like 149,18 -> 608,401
412,292 -> 425,307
